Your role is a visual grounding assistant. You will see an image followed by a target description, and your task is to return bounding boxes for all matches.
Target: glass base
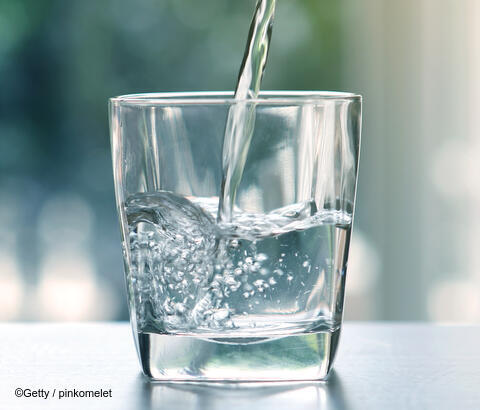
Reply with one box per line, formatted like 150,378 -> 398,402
136,328 -> 341,382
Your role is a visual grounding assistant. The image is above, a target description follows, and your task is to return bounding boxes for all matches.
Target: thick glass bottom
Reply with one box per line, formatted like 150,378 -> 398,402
136,328 -> 341,382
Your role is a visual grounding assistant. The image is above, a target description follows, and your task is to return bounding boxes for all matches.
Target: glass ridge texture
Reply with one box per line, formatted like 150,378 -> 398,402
110,91 -> 362,381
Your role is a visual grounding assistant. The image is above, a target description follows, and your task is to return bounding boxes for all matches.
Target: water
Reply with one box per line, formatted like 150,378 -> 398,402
126,191 -> 351,338
218,0 -> 276,221
124,0 -> 351,380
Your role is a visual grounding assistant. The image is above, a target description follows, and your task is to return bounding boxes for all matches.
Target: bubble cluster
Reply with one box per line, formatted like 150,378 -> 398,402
127,192 -> 276,331
127,192 -> 225,331
125,191 -> 352,334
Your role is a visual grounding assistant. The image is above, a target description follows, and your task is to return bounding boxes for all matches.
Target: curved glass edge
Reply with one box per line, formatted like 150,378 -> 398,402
109,91 -> 362,106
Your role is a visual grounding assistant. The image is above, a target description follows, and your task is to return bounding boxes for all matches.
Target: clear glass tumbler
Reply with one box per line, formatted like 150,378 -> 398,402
110,91 -> 362,381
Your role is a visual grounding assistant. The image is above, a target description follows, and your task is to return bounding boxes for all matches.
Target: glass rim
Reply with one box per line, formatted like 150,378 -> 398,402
110,91 -> 362,105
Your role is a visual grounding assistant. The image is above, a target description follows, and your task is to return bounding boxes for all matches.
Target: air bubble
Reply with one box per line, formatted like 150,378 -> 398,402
174,303 -> 185,315
243,283 -> 253,292
274,268 -> 284,276
213,308 -> 229,321
253,279 -> 265,289
234,268 -> 243,276
249,264 -> 258,273
256,253 -> 268,262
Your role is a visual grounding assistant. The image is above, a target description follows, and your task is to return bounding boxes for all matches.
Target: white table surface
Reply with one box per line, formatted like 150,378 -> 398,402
0,322 -> 479,409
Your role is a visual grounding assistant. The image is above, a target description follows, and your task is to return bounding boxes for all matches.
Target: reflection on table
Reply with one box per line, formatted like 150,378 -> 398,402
137,372 -> 348,410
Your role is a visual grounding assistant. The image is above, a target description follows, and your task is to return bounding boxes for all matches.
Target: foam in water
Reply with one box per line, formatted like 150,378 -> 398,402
126,191 -> 351,338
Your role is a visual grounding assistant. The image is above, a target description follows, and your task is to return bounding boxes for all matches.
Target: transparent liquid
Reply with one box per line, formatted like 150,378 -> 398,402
126,191 -> 351,339
122,0 -> 352,380
219,0 -> 276,221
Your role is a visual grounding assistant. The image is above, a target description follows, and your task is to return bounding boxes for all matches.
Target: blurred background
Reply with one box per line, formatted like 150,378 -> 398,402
1,0 -> 479,322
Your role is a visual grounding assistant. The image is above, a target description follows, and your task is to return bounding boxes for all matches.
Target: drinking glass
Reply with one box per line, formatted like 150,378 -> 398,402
110,91 -> 362,381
